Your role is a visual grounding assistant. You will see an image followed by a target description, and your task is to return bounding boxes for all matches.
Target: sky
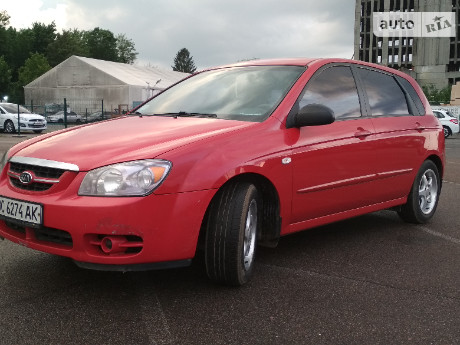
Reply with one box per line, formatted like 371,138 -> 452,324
1,0 -> 356,71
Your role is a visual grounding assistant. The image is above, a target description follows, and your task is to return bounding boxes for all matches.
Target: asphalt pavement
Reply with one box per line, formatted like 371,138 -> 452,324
0,130 -> 459,345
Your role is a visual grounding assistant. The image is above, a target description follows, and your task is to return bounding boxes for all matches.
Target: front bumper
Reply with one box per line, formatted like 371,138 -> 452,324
19,122 -> 47,132
0,181 -> 215,268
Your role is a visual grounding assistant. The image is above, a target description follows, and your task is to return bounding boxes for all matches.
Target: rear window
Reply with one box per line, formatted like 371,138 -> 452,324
396,76 -> 426,115
358,68 -> 410,116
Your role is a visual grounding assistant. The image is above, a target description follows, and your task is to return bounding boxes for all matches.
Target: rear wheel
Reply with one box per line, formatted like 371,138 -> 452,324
4,120 -> 15,133
443,126 -> 451,138
205,182 -> 259,286
398,160 -> 440,224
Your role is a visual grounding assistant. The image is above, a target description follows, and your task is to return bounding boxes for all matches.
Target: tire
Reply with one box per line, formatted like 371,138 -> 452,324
58,119 -> 64,123
4,120 -> 16,133
33,130 -> 43,134
398,160 -> 440,224
205,182 -> 259,286
443,126 -> 451,139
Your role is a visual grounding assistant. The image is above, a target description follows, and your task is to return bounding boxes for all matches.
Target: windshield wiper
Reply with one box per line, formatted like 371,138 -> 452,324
155,111 -> 217,118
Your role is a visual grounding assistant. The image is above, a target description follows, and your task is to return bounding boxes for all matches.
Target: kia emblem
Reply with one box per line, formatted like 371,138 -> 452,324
19,171 -> 33,185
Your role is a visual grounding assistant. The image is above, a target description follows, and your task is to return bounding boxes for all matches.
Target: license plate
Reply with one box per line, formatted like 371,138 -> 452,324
0,196 -> 43,226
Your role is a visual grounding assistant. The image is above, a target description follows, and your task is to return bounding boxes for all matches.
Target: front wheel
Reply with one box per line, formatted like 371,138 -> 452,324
205,182 -> 259,286
4,120 -> 16,133
398,160 -> 440,224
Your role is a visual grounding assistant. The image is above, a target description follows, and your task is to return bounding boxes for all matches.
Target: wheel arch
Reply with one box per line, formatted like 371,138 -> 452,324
426,154 -> 444,181
198,172 -> 282,251
424,154 -> 444,194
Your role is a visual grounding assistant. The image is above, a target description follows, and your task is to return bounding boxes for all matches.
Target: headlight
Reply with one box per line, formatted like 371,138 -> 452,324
78,159 -> 172,196
0,150 -> 10,173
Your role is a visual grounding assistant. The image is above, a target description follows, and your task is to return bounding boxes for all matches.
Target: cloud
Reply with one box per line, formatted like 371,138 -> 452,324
2,0 -> 67,30
2,0 -> 355,70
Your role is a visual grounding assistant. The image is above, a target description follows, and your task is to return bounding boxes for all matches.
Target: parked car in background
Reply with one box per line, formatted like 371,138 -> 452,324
84,111 -> 112,123
47,111 -> 83,124
0,58 -> 445,286
433,109 -> 459,138
0,102 -> 47,134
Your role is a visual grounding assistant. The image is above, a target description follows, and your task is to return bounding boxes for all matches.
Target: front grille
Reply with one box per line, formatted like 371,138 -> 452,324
10,178 -> 52,191
9,162 -> 65,192
4,221 -> 73,247
10,162 -> 65,179
35,227 -> 73,247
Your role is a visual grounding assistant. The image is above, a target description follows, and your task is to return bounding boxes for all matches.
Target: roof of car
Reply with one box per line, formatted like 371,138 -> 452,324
221,58 -> 320,67
208,58 -> 412,77
208,58 -> 406,73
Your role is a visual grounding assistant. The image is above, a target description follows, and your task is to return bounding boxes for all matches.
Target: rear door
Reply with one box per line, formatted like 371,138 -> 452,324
355,67 -> 437,201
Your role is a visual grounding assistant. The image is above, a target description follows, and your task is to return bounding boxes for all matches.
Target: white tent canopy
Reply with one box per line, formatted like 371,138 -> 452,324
24,55 -> 189,113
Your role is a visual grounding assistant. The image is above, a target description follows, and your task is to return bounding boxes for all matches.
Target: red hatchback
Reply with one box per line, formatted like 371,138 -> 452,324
0,58 -> 445,285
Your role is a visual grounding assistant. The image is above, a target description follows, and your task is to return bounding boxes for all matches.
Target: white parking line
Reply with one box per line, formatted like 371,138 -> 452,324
443,180 -> 460,187
419,226 -> 460,245
136,284 -> 175,345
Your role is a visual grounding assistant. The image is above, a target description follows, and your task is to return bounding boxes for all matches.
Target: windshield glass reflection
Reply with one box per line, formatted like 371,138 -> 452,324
136,66 -> 305,122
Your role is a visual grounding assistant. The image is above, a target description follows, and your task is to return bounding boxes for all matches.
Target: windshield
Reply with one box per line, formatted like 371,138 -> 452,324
135,66 -> 305,122
1,104 -> 31,114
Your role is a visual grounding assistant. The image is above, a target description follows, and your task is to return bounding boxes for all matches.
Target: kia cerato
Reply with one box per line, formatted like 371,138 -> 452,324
0,58 -> 445,286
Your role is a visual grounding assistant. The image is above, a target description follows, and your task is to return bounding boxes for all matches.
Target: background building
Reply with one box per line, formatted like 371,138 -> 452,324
25,56 -> 189,114
354,0 -> 460,90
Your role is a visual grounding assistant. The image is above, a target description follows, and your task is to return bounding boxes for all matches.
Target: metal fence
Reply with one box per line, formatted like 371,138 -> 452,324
22,98 -> 130,129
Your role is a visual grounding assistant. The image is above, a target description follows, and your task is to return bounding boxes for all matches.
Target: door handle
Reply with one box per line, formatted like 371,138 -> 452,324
354,127 -> 372,139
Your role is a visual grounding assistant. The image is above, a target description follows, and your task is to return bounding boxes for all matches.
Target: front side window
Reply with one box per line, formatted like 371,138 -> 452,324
298,66 -> 361,119
359,68 -> 410,116
136,66 -> 305,122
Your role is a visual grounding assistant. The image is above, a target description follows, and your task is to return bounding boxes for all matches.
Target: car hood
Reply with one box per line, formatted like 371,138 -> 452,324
11,116 -> 252,171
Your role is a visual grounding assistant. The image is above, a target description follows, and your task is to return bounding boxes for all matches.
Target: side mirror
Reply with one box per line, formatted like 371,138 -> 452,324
289,103 -> 335,128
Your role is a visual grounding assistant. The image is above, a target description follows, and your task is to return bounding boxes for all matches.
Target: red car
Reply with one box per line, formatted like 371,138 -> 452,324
0,58 -> 445,286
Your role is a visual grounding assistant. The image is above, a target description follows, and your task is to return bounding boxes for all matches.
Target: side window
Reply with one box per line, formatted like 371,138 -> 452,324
358,68 -> 409,116
299,66 -> 361,119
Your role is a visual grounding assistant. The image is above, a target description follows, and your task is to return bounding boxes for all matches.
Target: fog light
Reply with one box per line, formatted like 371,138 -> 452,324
102,237 -> 112,250
100,236 -> 127,254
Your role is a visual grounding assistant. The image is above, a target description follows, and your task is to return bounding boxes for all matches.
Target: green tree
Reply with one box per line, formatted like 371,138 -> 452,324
47,29 -> 89,66
18,53 -> 51,86
172,48 -> 197,73
116,33 -> 138,64
6,28 -> 34,75
84,27 -> 118,61
0,56 -> 12,95
29,22 -> 56,56
422,84 -> 452,105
